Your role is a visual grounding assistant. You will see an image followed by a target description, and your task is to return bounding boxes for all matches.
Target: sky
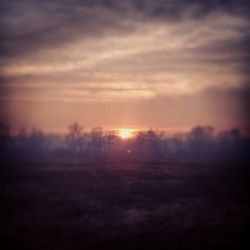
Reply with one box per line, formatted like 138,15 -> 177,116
0,0 -> 249,133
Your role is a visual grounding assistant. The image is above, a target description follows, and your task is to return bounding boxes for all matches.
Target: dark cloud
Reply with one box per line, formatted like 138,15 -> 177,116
0,0 -> 249,59
0,1 -> 125,58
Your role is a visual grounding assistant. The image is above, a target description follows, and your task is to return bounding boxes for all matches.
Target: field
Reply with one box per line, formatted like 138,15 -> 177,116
1,160 -> 248,250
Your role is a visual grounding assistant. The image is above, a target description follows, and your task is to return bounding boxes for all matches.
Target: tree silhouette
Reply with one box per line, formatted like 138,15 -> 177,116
103,131 -> 116,154
89,127 -> 103,157
66,122 -> 84,153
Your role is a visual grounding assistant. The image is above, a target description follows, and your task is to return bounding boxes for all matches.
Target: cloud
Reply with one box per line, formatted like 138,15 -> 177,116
0,0 -> 249,131
1,8 -> 248,99
1,0 -> 249,58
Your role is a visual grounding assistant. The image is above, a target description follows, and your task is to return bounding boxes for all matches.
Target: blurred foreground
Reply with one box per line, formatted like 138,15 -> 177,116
1,159 -> 249,250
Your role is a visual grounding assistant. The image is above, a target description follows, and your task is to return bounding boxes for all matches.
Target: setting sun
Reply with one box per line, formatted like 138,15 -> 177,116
118,128 -> 134,139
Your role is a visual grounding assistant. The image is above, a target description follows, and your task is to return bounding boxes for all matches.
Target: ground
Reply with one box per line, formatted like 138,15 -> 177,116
1,159 -> 248,250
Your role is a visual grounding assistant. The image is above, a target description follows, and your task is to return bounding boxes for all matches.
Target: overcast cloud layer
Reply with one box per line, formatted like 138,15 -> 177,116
0,0 -> 249,132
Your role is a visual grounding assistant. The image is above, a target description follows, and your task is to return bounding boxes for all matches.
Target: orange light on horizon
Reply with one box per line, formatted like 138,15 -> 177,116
117,128 -> 134,139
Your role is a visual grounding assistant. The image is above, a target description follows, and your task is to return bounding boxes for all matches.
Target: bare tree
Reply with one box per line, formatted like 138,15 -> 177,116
89,127 -> 103,156
103,130 -> 116,153
66,122 -> 84,153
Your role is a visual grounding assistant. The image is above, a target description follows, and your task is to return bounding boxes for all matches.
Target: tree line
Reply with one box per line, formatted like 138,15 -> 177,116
0,121 -> 249,161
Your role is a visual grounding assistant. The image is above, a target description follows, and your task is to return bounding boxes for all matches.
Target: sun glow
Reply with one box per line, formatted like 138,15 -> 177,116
118,128 -> 134,139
